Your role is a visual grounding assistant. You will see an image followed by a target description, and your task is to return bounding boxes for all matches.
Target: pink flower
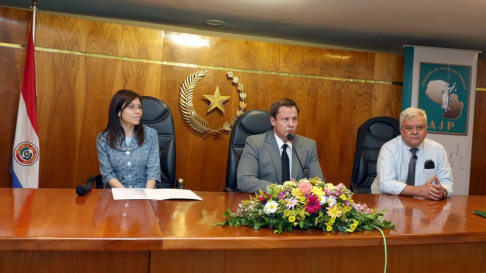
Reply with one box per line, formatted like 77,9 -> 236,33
324,188 -> 331,196
305,195 -> 321,214
298,182 -> 313,195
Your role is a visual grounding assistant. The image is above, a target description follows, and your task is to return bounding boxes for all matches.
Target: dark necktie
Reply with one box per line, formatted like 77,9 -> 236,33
281,144 -> 290,183
406,148 -> 419,185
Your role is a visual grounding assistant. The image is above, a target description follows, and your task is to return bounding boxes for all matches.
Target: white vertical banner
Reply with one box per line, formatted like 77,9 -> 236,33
403,46 -> 480,195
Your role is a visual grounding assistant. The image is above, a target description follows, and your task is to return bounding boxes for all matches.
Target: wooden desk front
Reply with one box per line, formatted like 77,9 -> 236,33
1,189 -> 486,273
0,189 -> 162,273
151,192 -> 486,273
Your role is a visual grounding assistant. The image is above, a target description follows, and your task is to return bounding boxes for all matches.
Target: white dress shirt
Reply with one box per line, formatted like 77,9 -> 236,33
371,136 -> 453,197
274,133 -> 293,178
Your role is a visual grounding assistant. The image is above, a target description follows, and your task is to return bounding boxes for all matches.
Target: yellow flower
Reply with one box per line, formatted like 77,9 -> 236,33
311,187 -> 324,196
299,211 -> 306,219
342,205 -> 352,214
326,225 -> 332,231
284,210 -> 290,217
288,216 -> 296,222
292,188 -> 304,198
326,205 -> 343,218
339,194 -> 347,201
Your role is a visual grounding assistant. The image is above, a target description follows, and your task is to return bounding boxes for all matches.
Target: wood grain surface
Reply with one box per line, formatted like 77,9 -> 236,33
153,192 -> 486,250
0,188 -> 485,273
150,243 -> 486,273
0,251 -> 151,273
0,7 -> 31,45
0,6 -> 485,194
0,189 -> 163,251
150,192 -> 486,273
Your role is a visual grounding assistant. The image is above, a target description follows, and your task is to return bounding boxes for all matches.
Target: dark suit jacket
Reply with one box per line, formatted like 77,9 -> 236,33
237,130 -> 324,193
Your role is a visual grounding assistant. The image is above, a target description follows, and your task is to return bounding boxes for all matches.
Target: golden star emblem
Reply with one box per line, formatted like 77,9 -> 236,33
203,86 -> 231,113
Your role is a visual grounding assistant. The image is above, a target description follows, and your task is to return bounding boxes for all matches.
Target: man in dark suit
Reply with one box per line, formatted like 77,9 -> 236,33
237,98 -> 324,193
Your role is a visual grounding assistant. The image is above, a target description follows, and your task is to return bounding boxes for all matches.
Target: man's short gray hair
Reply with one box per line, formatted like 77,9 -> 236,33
400,107 -> 427,128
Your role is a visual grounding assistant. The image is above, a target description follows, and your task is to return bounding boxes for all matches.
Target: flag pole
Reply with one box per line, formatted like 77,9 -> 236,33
31,0 -> 38,96
32,0 -> 37,43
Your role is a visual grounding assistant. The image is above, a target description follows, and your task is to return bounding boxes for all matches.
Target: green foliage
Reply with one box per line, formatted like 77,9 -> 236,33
215,178 -> 395,234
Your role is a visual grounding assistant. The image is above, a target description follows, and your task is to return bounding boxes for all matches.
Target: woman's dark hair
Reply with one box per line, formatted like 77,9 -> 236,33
103,89 -> 145,149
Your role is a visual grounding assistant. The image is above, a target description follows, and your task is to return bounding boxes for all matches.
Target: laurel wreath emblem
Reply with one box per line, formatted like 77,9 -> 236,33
179,70 -> 247,135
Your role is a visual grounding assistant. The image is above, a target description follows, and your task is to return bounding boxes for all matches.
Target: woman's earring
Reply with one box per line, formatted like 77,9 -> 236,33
118,112 -> 121,117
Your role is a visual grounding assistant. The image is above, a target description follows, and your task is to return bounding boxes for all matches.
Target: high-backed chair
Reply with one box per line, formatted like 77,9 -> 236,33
89,96 -> 177,189
350,116 -> 400,194
140,96 -> 176,188
224,110 -> 273,192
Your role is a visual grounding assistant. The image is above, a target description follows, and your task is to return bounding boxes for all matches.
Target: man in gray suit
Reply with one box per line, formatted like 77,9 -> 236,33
237,98 -> 324,193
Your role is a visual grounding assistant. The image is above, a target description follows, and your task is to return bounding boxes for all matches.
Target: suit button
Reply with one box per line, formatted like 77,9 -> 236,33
127,162 -> 132,166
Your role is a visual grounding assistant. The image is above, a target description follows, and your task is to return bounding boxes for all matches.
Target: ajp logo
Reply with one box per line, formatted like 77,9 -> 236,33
418,62 -> 471,135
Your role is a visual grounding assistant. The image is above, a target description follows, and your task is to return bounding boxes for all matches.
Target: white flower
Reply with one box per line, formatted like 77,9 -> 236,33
233,76 -> 239,84
328,196 -> 336,207
318,195 -> 327,205
227,71 -> 233,78
264,201 -> 278,215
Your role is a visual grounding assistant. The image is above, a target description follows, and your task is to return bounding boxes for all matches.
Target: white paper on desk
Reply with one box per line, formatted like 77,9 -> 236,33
111,188 -> 202,201
112,188 -> 151,200
143,189 -> 202,201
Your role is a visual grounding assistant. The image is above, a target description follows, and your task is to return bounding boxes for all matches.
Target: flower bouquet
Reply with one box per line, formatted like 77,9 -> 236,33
215,177 -> 395,234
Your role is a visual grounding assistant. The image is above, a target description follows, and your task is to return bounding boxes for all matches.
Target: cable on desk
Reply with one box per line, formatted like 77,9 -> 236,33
373,226 -> 388,273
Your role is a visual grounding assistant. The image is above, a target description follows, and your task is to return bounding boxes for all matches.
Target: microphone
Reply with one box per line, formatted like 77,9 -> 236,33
286,134 -> 309,178
76,182 -> 93,196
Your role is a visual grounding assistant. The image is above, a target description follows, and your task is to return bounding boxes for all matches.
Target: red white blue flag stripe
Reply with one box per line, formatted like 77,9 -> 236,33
11,18 -> 40,188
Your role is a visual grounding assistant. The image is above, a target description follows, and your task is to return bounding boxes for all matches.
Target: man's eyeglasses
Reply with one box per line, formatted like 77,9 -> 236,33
126,104 -> 143,111
403,125 -> 425,132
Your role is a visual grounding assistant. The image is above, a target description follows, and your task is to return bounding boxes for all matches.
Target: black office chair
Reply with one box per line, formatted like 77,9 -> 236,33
224,110 -> 273,192
89,96 -> 178,189
350,116 -> 400,194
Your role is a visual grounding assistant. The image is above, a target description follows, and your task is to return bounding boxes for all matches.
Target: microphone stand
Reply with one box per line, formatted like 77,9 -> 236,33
287,134 -> 309,179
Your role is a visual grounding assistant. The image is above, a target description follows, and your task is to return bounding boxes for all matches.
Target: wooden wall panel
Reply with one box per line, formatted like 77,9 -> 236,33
36,50 -> 164,188
156,66 -> 375,190
373,53 -> 404,82
470,60 -> 486,195
0,7 -> 31,187
274,44 -> 376,79
4,6 -> 486,193
0,7 -> 31,45
371,84 -> 402,118
163,32 -> 278,72
163,31 -> 376,79
476,60 -> 486,87
36,51 -> 88,187
36,13 -> 164,61
0,48 -> 25,188
470,92 -> 486,195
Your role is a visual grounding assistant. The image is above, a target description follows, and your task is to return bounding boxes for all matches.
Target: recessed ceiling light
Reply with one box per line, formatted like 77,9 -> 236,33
205,20 -> 225,26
